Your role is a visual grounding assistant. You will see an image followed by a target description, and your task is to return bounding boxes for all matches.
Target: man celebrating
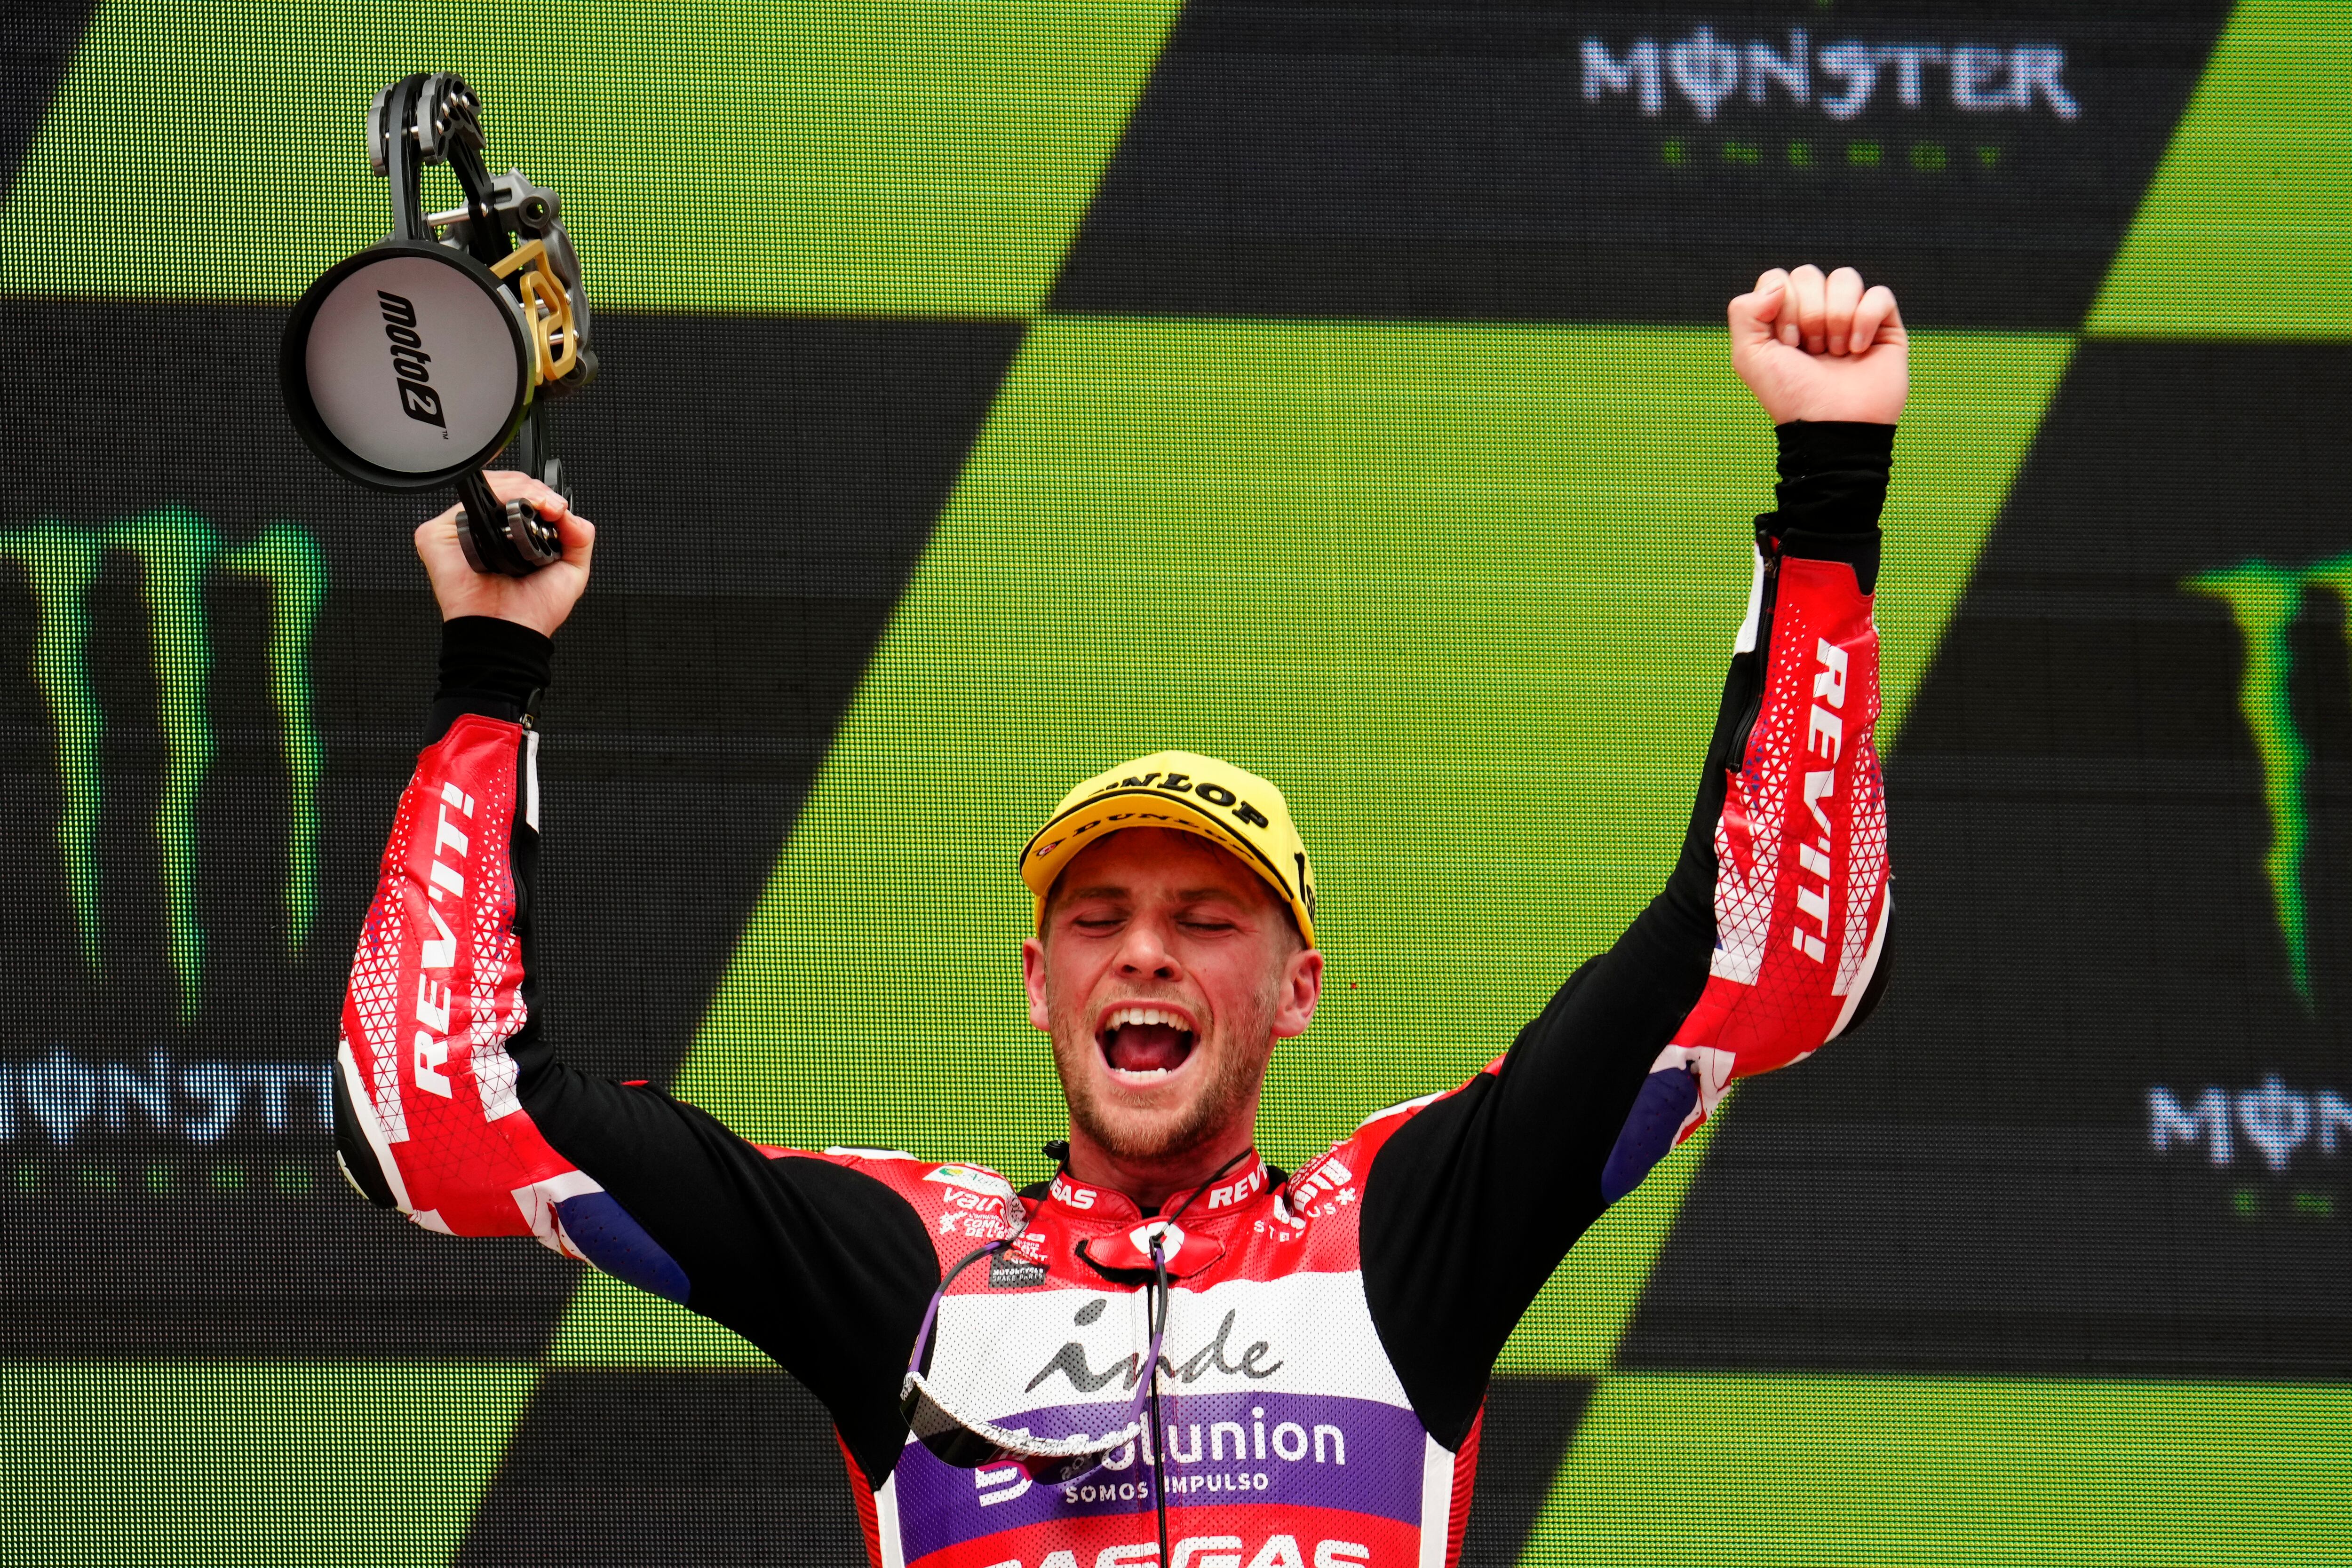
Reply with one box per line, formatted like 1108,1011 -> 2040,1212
334,267 -> 1904,1568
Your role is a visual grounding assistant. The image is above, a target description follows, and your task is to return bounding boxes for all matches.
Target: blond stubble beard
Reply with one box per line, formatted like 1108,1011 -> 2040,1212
1047,981 -> 1280,1165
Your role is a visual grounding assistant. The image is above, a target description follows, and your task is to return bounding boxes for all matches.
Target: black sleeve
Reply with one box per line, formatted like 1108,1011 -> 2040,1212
517,1075 -> 940,1486
1356,421 -> 1895,1448
423,614 -> 554,734
349,617 -> 939,1485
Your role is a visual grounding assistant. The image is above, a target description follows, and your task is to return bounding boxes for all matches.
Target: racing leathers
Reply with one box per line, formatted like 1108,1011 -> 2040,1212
333,420 -> 1896,1568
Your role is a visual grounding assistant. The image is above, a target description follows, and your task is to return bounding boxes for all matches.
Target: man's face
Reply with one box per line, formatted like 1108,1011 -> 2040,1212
1023,828 -> 1322,1168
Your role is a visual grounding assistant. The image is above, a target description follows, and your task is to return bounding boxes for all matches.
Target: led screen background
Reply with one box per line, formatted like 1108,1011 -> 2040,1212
0,1 -> 2345,1562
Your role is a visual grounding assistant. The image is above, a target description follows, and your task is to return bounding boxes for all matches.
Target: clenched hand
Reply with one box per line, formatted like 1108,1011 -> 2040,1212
1729,265 -> 1907,427
414,470 -> 596,638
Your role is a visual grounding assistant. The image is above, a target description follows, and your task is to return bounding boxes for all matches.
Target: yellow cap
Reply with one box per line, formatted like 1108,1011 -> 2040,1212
1019,750 -> 1317,945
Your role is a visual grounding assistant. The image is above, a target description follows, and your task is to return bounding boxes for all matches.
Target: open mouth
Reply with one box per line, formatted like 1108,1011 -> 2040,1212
1097,1004 -> 1198,1082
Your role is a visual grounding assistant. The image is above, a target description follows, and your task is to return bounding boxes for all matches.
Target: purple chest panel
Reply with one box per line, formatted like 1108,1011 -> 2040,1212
893,1390 -> 1426,1559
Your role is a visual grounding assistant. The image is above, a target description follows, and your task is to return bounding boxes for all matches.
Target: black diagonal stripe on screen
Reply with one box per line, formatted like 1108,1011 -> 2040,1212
1621,342 -> 2352,1381
1459,1377 -> 1593,1568
0,2 -> 100,205
0,301 -> 1020,1355
1049,0 -> 2231,327
457,1372 -> 870,1568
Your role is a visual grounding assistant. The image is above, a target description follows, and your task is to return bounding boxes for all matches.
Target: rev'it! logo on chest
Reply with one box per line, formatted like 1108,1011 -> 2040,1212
1025,1297 -> 1284,1394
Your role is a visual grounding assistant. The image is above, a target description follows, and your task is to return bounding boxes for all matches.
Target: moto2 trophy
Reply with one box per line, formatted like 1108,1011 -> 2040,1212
281,72 -> 596,575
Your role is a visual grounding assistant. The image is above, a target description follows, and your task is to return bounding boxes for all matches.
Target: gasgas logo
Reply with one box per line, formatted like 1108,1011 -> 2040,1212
974,1536 -> 1369,1568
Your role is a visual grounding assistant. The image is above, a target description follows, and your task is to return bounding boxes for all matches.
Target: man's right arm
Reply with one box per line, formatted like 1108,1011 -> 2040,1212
332,490 -> 937,1484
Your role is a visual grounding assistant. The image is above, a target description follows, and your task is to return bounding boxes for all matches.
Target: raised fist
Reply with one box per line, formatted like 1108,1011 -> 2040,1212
414,470 -> 596,638
1729,265 -> 1907,427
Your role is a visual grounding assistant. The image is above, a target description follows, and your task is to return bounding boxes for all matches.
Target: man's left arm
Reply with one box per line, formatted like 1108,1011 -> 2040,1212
1356,266 -> 1905,1448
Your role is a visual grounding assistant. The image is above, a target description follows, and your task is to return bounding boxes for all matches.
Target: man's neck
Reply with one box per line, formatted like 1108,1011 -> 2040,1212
1063,1129 -> 1259,1215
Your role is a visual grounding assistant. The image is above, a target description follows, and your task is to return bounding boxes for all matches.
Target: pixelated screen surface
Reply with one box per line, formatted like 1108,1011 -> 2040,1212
1,1 -> 2346,1563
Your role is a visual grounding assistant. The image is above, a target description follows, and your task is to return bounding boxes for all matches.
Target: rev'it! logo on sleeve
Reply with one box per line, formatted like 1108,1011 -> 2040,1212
0,510 -> 326,1020
1791,635 -> 1852,965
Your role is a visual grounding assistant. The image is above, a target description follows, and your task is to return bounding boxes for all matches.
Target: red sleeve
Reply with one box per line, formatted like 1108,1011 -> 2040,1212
332,713 -> 590,1242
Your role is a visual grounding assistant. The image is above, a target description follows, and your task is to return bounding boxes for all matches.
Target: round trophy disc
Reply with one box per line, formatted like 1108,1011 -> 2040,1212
280,240 -> 531,490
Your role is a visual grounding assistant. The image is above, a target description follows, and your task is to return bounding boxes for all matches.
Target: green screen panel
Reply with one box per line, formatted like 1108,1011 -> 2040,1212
0,0 -> 1178,312
550,319 -> 2069,1368
0,1362 -> 535,1568
1528,1372 -> 2352,1567
2089,0 -> 2352,337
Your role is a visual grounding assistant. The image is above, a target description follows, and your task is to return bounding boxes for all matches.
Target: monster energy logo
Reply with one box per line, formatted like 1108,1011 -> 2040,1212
2187,555 -> 2352,1005
2,509 -> 325,1020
